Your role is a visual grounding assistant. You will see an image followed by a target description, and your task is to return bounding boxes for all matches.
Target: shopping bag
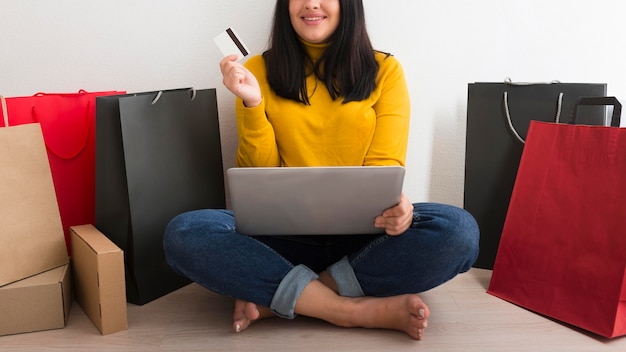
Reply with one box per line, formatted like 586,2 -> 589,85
488,97 -> 626,338
0,90 -> 125,254
0,96 -> 68,286
464,80 -> 607,269
95,88 -> 226,305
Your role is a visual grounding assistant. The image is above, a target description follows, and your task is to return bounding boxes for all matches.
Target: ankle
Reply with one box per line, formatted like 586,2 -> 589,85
318,272 -> 339,293
329,297 -> 366,328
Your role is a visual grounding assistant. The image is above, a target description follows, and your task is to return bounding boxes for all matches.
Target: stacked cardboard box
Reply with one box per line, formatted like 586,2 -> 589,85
0,123 -> 71,336
0,222 -> 129,337
2,105 -> 128,337
0,265 -> 72,336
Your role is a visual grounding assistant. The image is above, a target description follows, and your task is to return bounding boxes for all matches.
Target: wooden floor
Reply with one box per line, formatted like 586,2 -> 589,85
1,268 -> 624,351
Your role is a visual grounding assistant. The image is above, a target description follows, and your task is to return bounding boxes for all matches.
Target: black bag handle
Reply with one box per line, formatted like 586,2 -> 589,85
569,96 -> 621,127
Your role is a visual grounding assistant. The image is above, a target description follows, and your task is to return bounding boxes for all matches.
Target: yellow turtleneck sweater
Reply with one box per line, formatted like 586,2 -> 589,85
235,41 -> 410,167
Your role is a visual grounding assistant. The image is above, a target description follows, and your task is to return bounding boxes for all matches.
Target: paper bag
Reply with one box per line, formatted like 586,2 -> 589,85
464,80 -> 607,268
0,90 -> 125,254
0,96 -> 68,286
488,97 -> 626,338
95,88 -> 226,305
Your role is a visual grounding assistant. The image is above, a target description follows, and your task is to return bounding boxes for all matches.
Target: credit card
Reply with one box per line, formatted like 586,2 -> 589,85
214,27 -> 250,61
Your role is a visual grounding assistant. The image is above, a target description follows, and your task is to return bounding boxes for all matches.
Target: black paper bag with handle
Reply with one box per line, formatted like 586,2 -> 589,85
95,88 -> 226,305
464,80 -> 607,269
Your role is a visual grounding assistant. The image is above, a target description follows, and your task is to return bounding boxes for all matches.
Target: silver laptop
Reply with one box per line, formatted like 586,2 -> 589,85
227,166 -> 405,235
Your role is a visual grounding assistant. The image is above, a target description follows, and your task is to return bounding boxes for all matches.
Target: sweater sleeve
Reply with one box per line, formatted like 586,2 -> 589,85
234,56 -> 281,167
363,54 -> 411,167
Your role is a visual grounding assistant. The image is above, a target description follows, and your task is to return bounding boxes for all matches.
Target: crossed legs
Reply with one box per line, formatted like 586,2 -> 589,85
232,271 -> 430,340
164,203 -> 478,341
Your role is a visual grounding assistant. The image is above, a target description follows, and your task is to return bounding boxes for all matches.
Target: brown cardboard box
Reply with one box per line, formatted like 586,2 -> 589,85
0,264 -> 72,336
70,225 -> 128,335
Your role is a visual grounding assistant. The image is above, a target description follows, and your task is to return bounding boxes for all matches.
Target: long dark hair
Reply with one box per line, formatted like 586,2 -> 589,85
263,0 -> 379,104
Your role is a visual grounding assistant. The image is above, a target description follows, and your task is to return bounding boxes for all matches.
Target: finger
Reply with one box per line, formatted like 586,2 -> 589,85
219,56 -> 231,73
219,55 -> 241,76
383,201 -> 411,218
222,66 -> 247,90
381,212 -> 413,236
219,54 -> 239,67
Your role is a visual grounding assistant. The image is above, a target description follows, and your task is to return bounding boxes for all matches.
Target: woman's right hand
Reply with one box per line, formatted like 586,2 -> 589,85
219,55 -> 262,108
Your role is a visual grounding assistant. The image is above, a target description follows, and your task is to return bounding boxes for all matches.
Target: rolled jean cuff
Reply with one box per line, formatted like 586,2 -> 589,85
270,264 -> 318,319
327,255 -> 365,297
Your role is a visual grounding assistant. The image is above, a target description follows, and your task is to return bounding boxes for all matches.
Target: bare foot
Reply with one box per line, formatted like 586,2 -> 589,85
296,281 -> 430,340
348,294 -> 430,340
232,299 -> 274,333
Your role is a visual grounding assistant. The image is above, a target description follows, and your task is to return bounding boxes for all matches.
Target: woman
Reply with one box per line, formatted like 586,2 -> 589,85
164,0 -> 479,340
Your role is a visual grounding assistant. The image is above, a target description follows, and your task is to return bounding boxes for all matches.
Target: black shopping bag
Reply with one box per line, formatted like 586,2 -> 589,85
464,80 -> 606,269
95,88 -> 225,305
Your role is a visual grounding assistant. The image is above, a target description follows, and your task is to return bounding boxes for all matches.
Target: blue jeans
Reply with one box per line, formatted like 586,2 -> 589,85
163,202 -> 479,319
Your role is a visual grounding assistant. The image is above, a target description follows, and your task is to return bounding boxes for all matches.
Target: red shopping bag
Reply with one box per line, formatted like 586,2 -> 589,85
0,90 -> 125,254
488,97 -> 626,338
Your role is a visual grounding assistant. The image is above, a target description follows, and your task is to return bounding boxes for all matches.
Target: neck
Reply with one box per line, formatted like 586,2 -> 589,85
300,39 -> 330,61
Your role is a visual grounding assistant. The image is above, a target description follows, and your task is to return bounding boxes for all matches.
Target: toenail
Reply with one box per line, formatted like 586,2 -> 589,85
419,308 -> 425,318
422,321 -> 428,328
235,324 -> 241,333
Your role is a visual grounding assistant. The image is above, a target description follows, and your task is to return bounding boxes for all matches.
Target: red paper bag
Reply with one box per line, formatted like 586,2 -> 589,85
488,98 -> 626,338
0,90 -> 125,254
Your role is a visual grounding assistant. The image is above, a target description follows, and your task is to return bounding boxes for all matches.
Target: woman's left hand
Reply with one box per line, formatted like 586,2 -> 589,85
374,193 -> 414,236
219,55 -> 262,108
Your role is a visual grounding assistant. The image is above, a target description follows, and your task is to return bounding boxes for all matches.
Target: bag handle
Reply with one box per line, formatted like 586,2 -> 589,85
151,87 -> 197,105
569,96 -> 621,127
0,95 -> 8,128
502,78 -> 564,144
33,89 -> 90,97
30,100 -> 92,160
503,90 -> 564,144
504,77 -> 561,86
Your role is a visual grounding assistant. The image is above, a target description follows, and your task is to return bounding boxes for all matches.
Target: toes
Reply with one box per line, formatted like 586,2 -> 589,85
410,296 -> 429,319
407,323 -> 425,340
410,313 -> 428,328
233,317 -> 254,333
232,300 -> 253,333
233,300 -> 264,333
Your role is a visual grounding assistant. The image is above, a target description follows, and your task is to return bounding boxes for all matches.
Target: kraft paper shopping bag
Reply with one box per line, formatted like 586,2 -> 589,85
0,96 -> 68,286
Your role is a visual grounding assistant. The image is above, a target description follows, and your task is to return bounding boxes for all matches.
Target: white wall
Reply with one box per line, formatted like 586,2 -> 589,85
2,0 -> 625,206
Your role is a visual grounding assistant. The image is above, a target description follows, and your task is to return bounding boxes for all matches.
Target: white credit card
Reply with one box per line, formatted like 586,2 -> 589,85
214,27 -> 250,61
